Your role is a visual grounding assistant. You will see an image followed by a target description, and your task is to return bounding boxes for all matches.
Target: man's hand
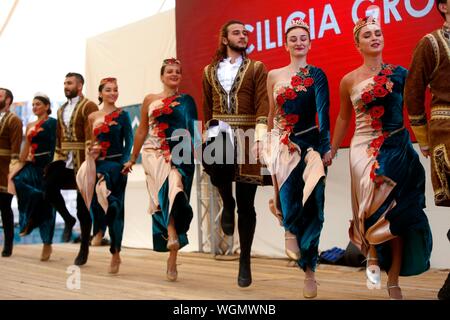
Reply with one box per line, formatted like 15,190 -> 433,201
420,147 -> 430,158
252,141 -> 262,162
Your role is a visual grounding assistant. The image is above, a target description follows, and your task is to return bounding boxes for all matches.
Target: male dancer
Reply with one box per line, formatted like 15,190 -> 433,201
44,73 -> 98,265
0,88 -> 22,257
202,20 -> 269,287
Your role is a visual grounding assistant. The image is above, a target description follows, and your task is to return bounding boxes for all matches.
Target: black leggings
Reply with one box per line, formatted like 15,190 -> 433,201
0,192 -> 14,248
44,162 -> 91,247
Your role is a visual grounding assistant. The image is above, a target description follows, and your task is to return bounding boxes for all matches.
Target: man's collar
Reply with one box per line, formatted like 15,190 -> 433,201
68,95 -> 81,105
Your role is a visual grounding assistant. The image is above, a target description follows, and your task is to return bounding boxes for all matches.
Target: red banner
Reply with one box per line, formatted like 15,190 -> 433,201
176,0 -> 441,146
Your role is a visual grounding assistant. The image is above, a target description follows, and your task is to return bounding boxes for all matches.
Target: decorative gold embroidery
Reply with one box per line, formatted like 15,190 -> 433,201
0,112 -> 14,137
232,58 -> 251,115
431,105 -> 450,120
408,113 -> 427,126
437,30 -> 450,64
433,144 -> 450,203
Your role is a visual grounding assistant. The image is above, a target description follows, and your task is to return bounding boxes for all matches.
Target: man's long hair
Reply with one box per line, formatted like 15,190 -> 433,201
211,20 -> 247,65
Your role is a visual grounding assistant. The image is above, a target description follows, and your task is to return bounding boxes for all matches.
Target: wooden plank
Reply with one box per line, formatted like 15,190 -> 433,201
0,244 -> 446,300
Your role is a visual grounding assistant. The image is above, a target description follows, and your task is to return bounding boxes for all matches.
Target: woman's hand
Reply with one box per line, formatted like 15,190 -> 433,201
322,150 -> 333,167
121,161 -> 134,175
88,144 -> 101,160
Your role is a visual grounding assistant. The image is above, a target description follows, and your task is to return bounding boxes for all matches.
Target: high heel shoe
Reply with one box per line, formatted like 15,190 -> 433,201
166,260 -> 178,281
303,278 -> 318,298
108,254 -> 121,274
365,254 -> 381,286
387,284 -> 403,300
285,232 -> 300,261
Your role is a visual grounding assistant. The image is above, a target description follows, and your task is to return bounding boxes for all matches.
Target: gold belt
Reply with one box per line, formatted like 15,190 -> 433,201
0,148 -> 11,156
212,114 -> 256,127
431,105 -> 450,120
61,142 -> 85,150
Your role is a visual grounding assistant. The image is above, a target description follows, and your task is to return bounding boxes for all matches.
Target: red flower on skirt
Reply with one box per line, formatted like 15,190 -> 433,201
371,119 -> 382,130
369,106 -> 385,119
370,135 -> 385,149
285,114 -> 299,125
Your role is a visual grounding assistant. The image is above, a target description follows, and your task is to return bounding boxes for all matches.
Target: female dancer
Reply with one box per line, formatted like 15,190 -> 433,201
12,93 -> 56,261
123,58 -> 198,281
77,77 -> 133,274
330,16 -> 432,299
264,18 -> 332,298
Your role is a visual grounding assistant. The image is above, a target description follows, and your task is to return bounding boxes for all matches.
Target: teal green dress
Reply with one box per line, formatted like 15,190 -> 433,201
348,64 -> 432,275
90,110 -> 133,253
270,65 -> 330,271
141,94 -> 198,252
13,117 -> 57,244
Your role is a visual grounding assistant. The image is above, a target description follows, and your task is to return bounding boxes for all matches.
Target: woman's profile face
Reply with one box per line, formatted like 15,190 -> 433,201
285,27 -> 311,58
32,98 -> 50,117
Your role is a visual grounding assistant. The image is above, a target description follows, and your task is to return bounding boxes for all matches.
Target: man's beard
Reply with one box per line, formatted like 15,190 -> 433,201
65,88 -> 78,99
0,99 -> 6,111
228,42 -> 248,53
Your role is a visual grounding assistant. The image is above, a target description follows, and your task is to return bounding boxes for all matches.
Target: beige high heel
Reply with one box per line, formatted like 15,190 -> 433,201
387,284 -> 403,300
108,253 -> 121,274
303,278 -> 318,298
166,259 -> 178,281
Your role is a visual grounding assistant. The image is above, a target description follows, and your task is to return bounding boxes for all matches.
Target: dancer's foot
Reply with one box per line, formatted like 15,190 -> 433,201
108,252 -> 121,274
303,277 -> 318,298
91,232 -> 104,246
62,216 -> 76,243
74,245 -> 89,266
166,253 -> 178,281
237,257 -> 252,288
40,244 -> 52,261
387,283 -> 403,300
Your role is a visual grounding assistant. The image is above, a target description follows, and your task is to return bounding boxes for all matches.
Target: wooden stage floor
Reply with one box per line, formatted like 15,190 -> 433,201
0,244 -> 446,300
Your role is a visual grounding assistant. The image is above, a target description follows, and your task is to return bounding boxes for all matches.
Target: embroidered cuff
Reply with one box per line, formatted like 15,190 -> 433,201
255,123 -> 268,142
410,124 -> 429,148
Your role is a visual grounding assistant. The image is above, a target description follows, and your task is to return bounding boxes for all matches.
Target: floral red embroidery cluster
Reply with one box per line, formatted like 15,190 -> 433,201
150,95 -> 180,162
93,110 -> 121,158
28,118 -> 47,159
355,64 -> 396,187
274,68 -> 313,153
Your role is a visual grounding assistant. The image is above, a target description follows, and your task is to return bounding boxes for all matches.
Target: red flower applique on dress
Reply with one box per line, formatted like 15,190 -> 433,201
93,110 -> 121,158
356,64 -> 397,186
149,95 -> 181,162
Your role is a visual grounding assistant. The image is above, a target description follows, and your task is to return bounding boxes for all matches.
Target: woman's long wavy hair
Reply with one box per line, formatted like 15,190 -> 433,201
211,20 -> 247,65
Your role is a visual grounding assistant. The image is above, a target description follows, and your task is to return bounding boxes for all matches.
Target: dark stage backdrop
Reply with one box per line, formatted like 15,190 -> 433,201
176,0 -> 441,146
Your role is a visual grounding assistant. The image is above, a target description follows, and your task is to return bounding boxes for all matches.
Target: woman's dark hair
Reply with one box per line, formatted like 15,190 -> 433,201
212,20 -> 247,64
284,25 -> 311,42
34,96 -> 51,115
437,0 -> 447,19
98,83 -> 105,104
98,77 -> 117,104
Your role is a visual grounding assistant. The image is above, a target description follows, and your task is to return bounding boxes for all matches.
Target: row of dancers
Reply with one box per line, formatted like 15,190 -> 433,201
0,1 -> 449,300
